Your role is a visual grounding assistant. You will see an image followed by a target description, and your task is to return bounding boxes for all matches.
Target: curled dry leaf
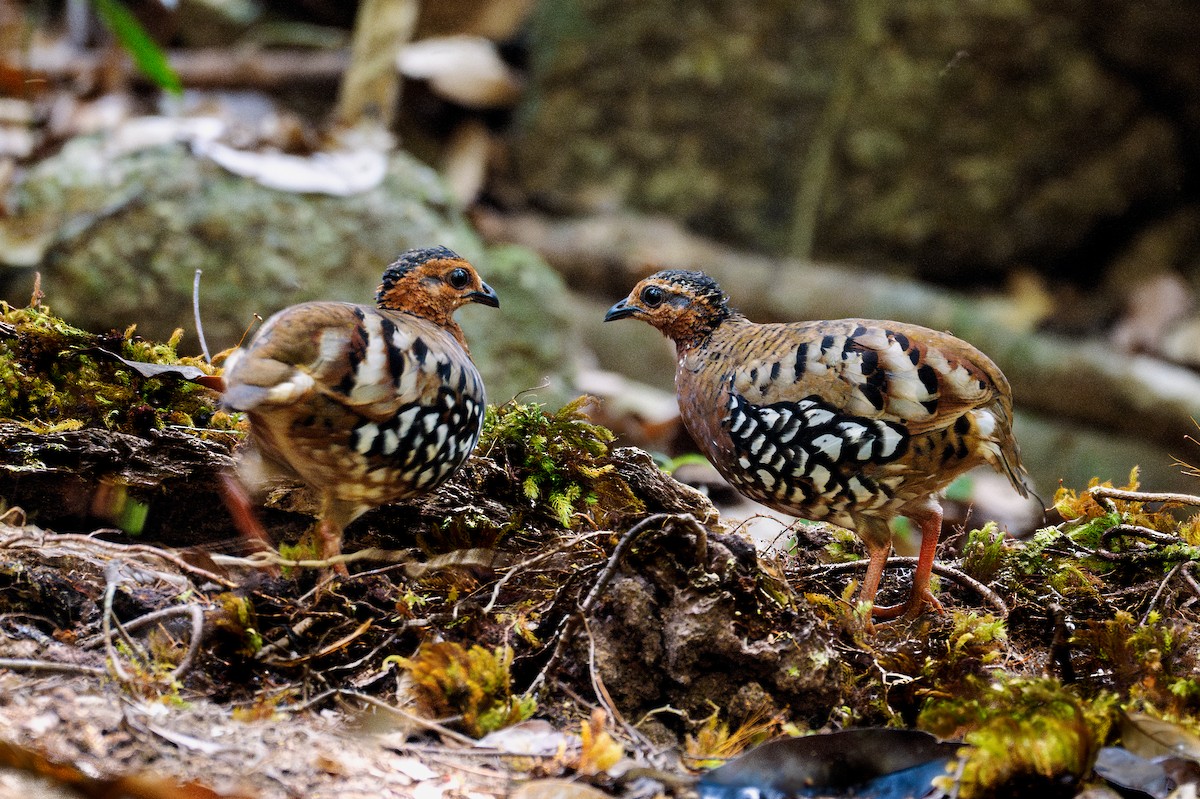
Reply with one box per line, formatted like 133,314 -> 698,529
698,728 -> 964,799
1093,746 -> 1199,799
192,139 -> 388,196
1120,711 -> 1200,763
88,347 -> 225,391
509,779 -> 613,799
396,35 -> 523,108
0,739 -> 250,799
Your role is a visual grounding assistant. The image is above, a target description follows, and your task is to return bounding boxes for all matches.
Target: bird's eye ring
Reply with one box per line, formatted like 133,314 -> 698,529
447,267 -> 471,289
641,286 -> 666,307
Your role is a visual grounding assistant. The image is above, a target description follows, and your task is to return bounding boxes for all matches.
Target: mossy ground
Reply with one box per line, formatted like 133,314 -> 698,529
2,307 -> 1200,797
0,300 -> 235,435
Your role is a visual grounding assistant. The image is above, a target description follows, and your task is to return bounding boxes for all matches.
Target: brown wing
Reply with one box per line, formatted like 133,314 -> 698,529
717,319 -> 1008,436
223,301 -> 478,424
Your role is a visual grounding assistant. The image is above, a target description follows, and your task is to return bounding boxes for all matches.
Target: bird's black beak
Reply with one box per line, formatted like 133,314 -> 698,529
469,282 -> 500,308
604,298 -> 638,321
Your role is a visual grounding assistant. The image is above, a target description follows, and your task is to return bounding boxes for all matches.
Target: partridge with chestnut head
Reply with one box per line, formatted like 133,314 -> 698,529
606,270 -> 1031,619
222,246 -> 498,573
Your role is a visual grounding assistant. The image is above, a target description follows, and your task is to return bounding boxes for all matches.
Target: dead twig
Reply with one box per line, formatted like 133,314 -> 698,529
1092,524 -> 1194,563
209,545 -> 419,572
256,616 -> 318,662
582,615 -> 663,766
1180,562 -> 1200,600
1101,524 -> 1182,548
0,528 -> 237,589
1089,486 -> 1200,506
193,269 -> 211,364
31,47 -> 349,89
279,689 -> 478,746
99,563 -> 206,684
800,556 -> 1009,615
78,603 -> 205,683
261,619 -> 372,667
1142,563 -> 1185,625
0,658 -> 106,677
482,530 -> 609,613
103,562 -> 142,683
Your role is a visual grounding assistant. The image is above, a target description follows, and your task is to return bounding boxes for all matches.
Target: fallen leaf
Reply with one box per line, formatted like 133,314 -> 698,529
510,778 -> 613,799
0,739 -> 253,798
87,347 -> 225,390
1122,712 -> 1200,763
1094,747 -> 1174,799
396,36 -> 522,108
477,720 -> 574,756
697,728 -> 964,799
192,139 -> 388,196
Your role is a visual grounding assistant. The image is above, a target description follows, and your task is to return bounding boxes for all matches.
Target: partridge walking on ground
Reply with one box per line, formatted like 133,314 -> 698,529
222,246 -> 498,573
605,270 -> 1031,619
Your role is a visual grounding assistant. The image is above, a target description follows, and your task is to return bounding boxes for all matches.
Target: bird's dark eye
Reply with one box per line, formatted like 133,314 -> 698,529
641,286 -> 666,307
447,268 -> 471,289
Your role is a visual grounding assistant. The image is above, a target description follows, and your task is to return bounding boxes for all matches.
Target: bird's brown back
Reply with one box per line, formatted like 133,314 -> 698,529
223,300 -> 486,509
676,316 -> 1028,532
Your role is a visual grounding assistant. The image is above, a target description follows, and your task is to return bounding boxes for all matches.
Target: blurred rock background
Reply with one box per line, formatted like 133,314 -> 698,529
3,0 -> 1200,515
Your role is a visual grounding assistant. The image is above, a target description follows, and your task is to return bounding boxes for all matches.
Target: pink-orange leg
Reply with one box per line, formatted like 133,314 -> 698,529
860,543 -> 892,616
862,504 -> 947,621
319,518 -> 349,577
318,493 -> 350,577
219,473 -> 280,575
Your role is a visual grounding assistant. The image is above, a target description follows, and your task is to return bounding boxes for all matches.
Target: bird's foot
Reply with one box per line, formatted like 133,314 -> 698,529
870,589 -> 944,621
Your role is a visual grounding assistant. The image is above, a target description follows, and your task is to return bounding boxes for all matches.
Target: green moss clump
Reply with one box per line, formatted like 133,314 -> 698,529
1073,610 -> 1200,716
920,675 -> 1116,798
391,642 -> 536,737
0,301 -> 236,435
478,397 -> 642,529
211,593 -> 264,655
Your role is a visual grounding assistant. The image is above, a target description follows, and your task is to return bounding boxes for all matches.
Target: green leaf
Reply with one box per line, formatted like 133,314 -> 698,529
91,0 -> 183,94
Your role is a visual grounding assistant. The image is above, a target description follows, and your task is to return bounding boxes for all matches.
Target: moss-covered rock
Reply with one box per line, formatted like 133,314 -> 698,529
0,137 -> 574,406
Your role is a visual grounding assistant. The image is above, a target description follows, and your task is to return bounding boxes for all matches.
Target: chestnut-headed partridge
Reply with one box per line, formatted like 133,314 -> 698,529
222,246 -> 498,573
606,270 -> 1031,619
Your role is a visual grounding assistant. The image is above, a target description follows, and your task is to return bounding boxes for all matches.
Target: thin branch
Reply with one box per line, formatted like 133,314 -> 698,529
801,556 -> 1009,615
170,604 -> 206,682
581,615 -> 662,766
80,604 -> 204,650
482,531 -> 608,613
29,47 -> 349,89
1089,487 -> 1200,506
103,562 -> 137,683
1179,562 -> 1200,600
0,529 -> 237,589
279,689 -> 477,746
208,545 -> 418,572
0,658 -> 105,676
1142,563 -> 1184,625
192,269 -> 211,363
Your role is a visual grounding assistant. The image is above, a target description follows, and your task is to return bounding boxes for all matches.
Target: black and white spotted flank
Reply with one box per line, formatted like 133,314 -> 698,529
723,390 -> 908,516
349,389 -> 484,493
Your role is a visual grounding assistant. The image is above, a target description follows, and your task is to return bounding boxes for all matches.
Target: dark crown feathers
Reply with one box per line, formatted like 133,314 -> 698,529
377,246 -> 463,301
